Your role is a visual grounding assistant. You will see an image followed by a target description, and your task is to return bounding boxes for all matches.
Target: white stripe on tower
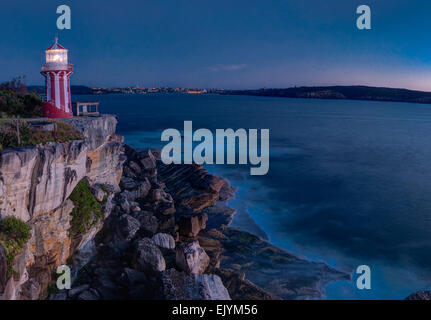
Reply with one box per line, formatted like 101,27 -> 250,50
47,73 -> 51,101
68,76 -> 72,113
54,72 -> 60,108
50,72 -> 56,105
64,72 -> 69,112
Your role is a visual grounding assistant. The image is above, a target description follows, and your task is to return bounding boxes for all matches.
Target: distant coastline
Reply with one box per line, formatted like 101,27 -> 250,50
27,84 -> 431,105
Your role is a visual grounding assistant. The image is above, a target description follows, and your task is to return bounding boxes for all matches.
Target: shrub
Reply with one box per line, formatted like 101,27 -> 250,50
69,179 -> 105,238
0,217 -> 31,277
0,120 -> 85,150
0,90 -> 42,118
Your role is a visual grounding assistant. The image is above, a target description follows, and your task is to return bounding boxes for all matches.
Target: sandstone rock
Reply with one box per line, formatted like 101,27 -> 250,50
176,240 -> 210,274
0,116 -> 124,300
63,115 -> 118,150
90,185 -> 106,202
123,165 -> 138,179
139,150 -> 156,170
128,161 -> 142,174
192,174 -> 226,194
178,212 -> 208,238
133,238 -> 166,274
152,233 -> 176,249
117,215 -> 140,241
161,269 -> 230,300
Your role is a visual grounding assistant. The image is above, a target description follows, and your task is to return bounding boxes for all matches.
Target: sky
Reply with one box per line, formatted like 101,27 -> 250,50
1,0 -> 431,90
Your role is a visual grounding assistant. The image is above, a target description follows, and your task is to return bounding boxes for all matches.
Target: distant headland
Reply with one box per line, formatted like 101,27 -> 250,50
222,86 -> 431,105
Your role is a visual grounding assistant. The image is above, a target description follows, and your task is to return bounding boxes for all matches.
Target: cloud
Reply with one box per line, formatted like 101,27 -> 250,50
205,64 -> 247,72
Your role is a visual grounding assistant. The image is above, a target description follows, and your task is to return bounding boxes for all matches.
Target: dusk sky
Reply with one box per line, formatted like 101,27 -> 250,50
1,0 -> 431,90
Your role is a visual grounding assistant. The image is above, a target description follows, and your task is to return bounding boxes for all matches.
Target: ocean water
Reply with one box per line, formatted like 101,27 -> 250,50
77,94 -> 431,299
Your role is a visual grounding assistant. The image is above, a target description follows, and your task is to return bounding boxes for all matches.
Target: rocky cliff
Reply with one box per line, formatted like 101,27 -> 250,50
0,115 -> 125,299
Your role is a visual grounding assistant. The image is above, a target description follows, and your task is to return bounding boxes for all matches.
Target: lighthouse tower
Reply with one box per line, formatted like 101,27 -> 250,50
41,36 -> 73,118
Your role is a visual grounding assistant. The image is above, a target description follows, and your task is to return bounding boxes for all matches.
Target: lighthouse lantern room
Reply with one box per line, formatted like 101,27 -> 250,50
41,36 -> 74,118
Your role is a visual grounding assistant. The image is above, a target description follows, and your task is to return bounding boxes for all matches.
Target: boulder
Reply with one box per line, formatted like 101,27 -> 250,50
119,197 -> 130,214
123,165 -> 138,179
120,178 -> 151,201
133,238 -> 166,274
152,189 -> 175,215
152,233 -> 176,249
176,240 -> 210,274
117,215 -> 140,241
157,215 -> 176,236
161,269 -> 231,300
178,212 -> 208,238
152,189 -> 173,204
128,161 -> 142,174
120,177 -> 139,190
139,150 -> 156,170
136,178 -> 152,198
130,211 -> 159,237
130,205 -> 141,212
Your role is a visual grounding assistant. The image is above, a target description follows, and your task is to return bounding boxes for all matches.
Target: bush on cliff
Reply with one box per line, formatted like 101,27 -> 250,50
69,179 -> 105,238
0,90 -> 43,118
0,217 -> 31,277
0,120 -> 85,151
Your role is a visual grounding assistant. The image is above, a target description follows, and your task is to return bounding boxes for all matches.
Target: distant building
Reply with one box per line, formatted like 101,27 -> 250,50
187,89 -> 203,94
72,101 -> 100,116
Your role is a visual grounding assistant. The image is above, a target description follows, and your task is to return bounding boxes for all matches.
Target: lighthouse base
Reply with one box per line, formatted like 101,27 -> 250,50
43,102 -> 73,119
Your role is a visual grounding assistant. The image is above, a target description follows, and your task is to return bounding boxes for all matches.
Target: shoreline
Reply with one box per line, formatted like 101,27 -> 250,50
210,174 -> 351,299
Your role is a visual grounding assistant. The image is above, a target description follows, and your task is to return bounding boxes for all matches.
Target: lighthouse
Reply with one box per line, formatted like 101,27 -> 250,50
41,36 -> 73,118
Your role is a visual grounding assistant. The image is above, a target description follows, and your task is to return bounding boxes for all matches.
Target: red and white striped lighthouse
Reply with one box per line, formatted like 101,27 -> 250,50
41,36 -> 74,118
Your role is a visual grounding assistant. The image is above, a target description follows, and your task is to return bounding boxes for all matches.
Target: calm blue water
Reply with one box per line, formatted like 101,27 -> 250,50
77,94 -> 431,299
